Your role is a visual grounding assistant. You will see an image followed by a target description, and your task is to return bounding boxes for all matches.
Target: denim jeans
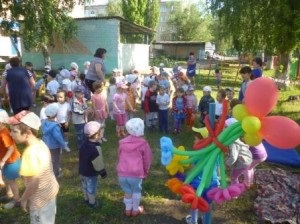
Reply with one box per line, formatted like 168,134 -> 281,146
74,123 -> 85,149
118,177 -> 142,194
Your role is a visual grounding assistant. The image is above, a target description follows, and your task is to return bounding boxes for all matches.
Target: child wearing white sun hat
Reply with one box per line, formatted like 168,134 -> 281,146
116,118 -> 152,217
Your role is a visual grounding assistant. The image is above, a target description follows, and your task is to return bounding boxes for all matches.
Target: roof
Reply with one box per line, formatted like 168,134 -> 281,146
75,16 -> 155,35
154,41 -> 205,45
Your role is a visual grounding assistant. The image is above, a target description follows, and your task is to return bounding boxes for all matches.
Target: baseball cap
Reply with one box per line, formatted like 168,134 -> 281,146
6,110 -> 41,130
0,109 -> 9,123
203,86 -> 212,92
192,127 -> 209,138
84,121 -> 101,137
45,103 -> 59,118
126,118 -> 144,137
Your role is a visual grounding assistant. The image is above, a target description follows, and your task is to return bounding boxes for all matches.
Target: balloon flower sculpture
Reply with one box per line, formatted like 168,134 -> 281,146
160,78 -> 300,214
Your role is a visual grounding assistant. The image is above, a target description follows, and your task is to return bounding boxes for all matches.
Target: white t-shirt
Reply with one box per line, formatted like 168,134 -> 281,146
40,107 -> 47,120
141,86 -> 148,101
62,79 -> 72,92
107,85 -> 117,104
57,102 -> 71,123
215,102 -> 223,116
47,80 -> 60,96
156,93 -> 170,110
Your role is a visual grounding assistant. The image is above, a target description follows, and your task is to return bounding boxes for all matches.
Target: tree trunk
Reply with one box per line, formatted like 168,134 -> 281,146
278,52 -> 292,80
10,36 -> 21,58
41,44 -> 51,66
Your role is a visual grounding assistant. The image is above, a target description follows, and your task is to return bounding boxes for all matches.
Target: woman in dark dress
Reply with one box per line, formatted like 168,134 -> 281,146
0,57 -> 35,114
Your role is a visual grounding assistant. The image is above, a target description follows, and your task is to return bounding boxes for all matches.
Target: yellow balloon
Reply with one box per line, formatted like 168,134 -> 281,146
244,133 -> 262,146
242,116 -> 261,133
232,104 -> 249,121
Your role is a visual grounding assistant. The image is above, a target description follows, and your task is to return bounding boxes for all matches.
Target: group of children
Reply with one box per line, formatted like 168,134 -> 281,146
0,57 -> 268,223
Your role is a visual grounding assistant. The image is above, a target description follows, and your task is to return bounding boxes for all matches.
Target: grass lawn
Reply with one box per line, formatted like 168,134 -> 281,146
0,67 -> 299,224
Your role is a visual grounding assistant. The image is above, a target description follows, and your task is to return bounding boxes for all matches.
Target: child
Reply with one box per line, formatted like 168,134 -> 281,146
56,90 -> 72,152
125,81 -> 138,120
46,70 -> 60,100
25,62 -> 37,107
79,121 -> 107,208
60,69 -> 72,99
185,85 -> 197,129
215,89 -> 226,120
251,57 -> 263,79
71,85 -> 89,149
91,81 -> 109,143
116,118 -> 152,217
83,61 -> 90,75
238,66 -> 252,102
156,86 -> 170,133
225,118 -> 253,187
113,82 -> 135,137
144,80 -> 158,130
198,86 -> 215,126
225,87 -> 235,103
39,94 -> 55,120
7,110 -> 59,223
172,87 -> 187,134
185,127 -> 219,224
186,52 -> 197,85
214,69 -> 222,90
41,104 -> 67,178
107,77 -> 117,120
0,109 -> 20,209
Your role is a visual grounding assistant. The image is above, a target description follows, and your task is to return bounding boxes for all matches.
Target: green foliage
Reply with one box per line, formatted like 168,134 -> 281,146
0,0 -> 77,64
107,0 -> 123,17
167,3 -> 212,41
121,0 -> 159,43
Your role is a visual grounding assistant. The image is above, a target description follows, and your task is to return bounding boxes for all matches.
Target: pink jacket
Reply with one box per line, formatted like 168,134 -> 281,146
116,135 -> 152,178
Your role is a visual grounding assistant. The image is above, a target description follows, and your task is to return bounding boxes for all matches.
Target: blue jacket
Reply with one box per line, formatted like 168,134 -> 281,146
41,120 -> 66,150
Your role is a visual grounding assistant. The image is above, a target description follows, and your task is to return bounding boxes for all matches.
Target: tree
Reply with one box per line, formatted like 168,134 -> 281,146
121,0 -> 159,43
107,0 -> 123,17
209,0 -> 300,77
0,0 -> 78,65
167,3 -> 212,41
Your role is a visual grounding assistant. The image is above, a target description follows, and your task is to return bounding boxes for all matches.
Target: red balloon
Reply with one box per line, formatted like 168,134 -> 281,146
244,78 -> 278,118
260,116 -> 300,148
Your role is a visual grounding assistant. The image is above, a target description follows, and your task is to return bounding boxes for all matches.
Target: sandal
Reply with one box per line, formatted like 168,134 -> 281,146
131,206 -> 144,217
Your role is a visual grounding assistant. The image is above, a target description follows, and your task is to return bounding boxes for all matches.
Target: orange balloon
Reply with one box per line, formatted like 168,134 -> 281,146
244,78 -> 278,118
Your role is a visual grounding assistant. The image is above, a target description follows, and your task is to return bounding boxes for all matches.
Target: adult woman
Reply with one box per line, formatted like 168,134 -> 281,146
85,48 -> 107,92
0,57 -> 35,114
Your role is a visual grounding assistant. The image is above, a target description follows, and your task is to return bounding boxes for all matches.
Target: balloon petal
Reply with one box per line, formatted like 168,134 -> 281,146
260,116 -> 300,148
244,78 -> 278,117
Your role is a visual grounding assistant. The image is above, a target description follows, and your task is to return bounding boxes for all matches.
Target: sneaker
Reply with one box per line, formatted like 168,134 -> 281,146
3,199 -> 19,209
185,215 -> 198,224
131,206 -> 144,217
64,146 -> 71,152
87,200 -> 101,208
0,195 -> 13,203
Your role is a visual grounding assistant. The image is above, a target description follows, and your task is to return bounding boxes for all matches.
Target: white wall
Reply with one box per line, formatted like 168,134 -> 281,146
0,36 -> 21,57
121,44 -> 149,73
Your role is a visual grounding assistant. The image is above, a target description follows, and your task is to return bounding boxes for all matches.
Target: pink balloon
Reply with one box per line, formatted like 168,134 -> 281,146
260,116 -> 300,148
244,78 -> 278,117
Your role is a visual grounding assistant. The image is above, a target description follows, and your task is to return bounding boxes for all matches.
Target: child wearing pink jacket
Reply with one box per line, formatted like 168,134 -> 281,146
116,118 -> 152,217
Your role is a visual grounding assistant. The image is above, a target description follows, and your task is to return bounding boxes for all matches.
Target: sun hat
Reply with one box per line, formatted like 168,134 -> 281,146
125,118 -> 144,137
203,86 -> 212,92
6,110 -> 41,130
84,61 -> 90,66
125,74 -> 138,84
74,85 -> 85,93
112,68 -> 118,73
70,62 -> 79,70
116,82 -> 128,89
60,69 -> 70,79
225,87 -> 235,93
192,127 -> 209,138
45,103 -> 59,118
84,121 -> 101,137
0,109 -> 9,123
225,118 -> 238,127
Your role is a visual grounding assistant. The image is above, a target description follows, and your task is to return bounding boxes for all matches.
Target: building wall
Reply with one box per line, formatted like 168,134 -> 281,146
22,19 -> 120,73
121,44 -> 149,73
0,37 -> 21,57
154,43 -> 204,59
